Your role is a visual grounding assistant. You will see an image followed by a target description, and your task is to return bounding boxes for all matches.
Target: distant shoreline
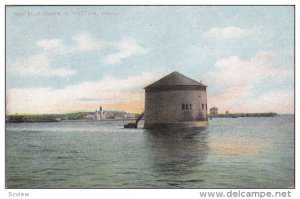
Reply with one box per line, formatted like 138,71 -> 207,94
6,119 -> 141,123
5,111 -> 143,123
4,112 -> 292,123
208,112 -> 278,118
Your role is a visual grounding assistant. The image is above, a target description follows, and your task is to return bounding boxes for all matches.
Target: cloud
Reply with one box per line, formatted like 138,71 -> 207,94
36,33 -> 147,64
6,69 -> 170,114
8,32 -> 104,78
36,32 -> 105,54
206,52 -> 291,88
205,52 -> 293,113
7,53 -> 76,78
104,38 -> 148,65
244,90 -> 294,113
8,33 -> 148,78
71,32 -> 104,52
202,26 -> 258,40
36,39 -> 63,50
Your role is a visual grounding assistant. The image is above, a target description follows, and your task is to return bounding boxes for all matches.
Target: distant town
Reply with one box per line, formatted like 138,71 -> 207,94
6,106 -> 141,123
85,106 -> 138,120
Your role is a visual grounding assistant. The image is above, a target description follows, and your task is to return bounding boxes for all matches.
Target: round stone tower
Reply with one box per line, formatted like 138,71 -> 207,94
144,71 -> 208,129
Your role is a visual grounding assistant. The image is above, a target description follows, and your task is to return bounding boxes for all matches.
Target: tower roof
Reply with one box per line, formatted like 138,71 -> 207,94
144,71 -> 207,89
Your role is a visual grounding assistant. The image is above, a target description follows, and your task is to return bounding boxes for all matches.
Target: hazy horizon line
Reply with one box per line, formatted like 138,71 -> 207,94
5,111 -> 295,116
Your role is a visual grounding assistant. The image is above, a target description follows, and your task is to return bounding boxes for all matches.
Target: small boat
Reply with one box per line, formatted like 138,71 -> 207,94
124,123 -> 137,128
123,112 -> 144,129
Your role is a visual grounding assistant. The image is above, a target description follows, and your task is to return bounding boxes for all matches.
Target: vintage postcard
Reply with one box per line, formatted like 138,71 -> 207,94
5,5 -> 294,191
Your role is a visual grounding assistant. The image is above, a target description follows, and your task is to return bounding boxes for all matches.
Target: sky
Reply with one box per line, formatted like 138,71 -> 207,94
5,6 -> 294,114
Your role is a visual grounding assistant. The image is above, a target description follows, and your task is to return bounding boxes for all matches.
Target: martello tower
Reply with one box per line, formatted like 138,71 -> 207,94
144,71 -> 208,129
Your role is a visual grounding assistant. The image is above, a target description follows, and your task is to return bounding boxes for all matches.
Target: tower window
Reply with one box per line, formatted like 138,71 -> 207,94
182,103 -> 192,111
202,103 -> 204,110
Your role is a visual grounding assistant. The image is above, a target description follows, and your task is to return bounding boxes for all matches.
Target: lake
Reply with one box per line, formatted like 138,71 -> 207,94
5,115 -> 294,188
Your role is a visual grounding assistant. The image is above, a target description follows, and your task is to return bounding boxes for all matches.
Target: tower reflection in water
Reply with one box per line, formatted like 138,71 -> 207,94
144,127 -> 209,188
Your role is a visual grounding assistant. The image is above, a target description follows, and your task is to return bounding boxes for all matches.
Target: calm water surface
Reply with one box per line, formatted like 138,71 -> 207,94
6,116 -> 294,188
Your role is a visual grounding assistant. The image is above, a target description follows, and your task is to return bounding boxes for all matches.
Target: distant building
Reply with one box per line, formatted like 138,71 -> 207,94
95,107 -> 105,120
144,71 -> 208,129
104,111 -> 115,119
85,106 -> 138,120
209,107 -> 218,115
124,113 -> 136,119
85,113 -> 95,120
85,106 -> 107,120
